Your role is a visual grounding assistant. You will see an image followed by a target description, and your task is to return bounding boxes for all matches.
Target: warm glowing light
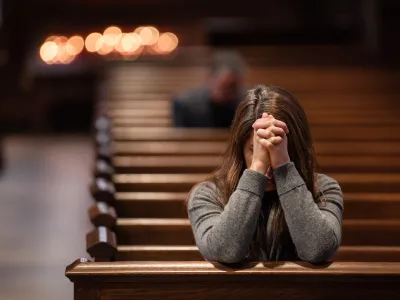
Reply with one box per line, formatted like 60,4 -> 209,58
120,33 -> 141,52
136,26 -> 159,45
97,38 -> 114,55
57,43 -> 75,64
120,47 -> 144,60
147,26 -> 159,45
40,41 -> 58,62
85,32 -> 102,52
134,26 -> 145,35
103,26 -> 122,47
157,32 -> 179,53
66,35 -> 84,55
45,36 -> 59,43
104,26 -> 122,36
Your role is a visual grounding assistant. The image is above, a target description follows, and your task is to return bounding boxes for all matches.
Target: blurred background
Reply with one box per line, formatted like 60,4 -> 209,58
0,0 -> 399,299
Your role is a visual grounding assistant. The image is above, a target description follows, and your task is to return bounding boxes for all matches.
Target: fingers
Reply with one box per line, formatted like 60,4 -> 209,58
256,126 -> 286,139
258,136 -> 283,148
253,115 -> 289,134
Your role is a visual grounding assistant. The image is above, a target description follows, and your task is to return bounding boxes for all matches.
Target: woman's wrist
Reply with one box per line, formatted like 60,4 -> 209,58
250,162 -> 268,174
273,160 -> 291,170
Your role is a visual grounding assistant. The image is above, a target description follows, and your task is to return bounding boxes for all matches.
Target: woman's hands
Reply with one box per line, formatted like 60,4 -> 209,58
252,113 -> 291,171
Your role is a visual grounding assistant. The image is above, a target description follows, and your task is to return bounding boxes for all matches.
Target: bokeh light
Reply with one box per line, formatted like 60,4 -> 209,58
56,42 -> 75,64
40,27 -> 177,63
66,35 -> 85,56
120,33 -> 141,52
135,26 -> 159,45
40,41 -> 58,63
103,26 -> 122,47
97,38 -> 114,55
157,32 -> 179,53
85,32 -> 102,52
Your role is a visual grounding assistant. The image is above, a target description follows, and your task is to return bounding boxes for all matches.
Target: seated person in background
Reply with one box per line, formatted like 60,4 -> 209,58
187,85 -> 343,264
172,51 -> 246,128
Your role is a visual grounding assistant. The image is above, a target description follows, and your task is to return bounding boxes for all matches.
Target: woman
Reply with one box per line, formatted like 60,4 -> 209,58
187,85 -> 343,264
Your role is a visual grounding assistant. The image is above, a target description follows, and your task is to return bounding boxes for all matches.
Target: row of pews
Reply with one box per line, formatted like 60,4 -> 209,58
66,62 -> 400,299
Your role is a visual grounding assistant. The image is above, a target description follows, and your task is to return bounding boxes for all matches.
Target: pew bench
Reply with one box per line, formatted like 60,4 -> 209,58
111,218 -> 400,246
107,155 -> 400,174
65,260 -> 400,300
108,126 -> 400,142
107,173 -> 400,193
86,223 -> 400,262
103,141 -> 400,157
111,115 -> 400,127
111,192 -> 400,219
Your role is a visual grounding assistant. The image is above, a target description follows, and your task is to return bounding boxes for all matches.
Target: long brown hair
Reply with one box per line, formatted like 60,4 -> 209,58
211,84 -> 319,260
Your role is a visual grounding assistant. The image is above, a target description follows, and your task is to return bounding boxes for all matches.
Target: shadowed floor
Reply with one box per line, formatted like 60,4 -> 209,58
0,136 -> 93,300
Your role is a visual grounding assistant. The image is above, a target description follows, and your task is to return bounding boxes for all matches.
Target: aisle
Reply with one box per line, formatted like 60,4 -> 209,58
0,136 -> 93,300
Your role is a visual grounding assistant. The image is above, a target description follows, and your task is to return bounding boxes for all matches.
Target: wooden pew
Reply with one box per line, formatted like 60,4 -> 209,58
112,192 -> 400,220
113,218 -> 400,246
105,128 -> 230,142
111,115 -> 400,127
66,260 -> 400,300
106,141 -> 400,157
109,173 -> 400,193
107,155 -> 400,174
85,222 -> 400,262
116,245 -> 400,262
109,126 -> 400,142
106,108 -> 399,119
105,95 -> 400,110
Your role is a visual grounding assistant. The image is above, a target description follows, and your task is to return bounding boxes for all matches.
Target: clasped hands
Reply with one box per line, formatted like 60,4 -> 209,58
250,113 -> 291,176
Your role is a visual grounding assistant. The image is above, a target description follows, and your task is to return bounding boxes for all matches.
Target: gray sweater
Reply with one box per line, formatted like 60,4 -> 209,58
187,162 -> 343,264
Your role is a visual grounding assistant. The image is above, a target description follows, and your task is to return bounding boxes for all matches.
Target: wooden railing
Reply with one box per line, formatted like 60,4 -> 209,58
66,260 -> 400,300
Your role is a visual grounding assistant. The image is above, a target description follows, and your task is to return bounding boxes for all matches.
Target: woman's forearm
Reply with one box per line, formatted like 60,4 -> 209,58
188,169 -> 268,263
274,163 -> 343,263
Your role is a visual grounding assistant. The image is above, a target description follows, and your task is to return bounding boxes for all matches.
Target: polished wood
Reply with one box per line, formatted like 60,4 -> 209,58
106,95 -> 400,109
91,178 -> 116,204
344,193 -> 400,219
115,245 -> 400,262
107,100 -> 171,110
115,218 -> 195,245
114,218 -> 400,246
108,109 -> 171,118
111,128 -> 229,142
111,115 -> 400,127
66,261 -> 400,300
116,245 -> 202,261
111,155 -> 400,174
113,173 -> 206,192
113,192 -> 400,219
113,118 -> 172,127
107,107 -> 397,118
88,202 -> 117,228
113,173 -> 400,193
112,156 -> 219,174
342,220 -> 400,245
105,141 -> 400,157
93,160 -> 115,181
115,192 -> 187,218
86,227 -> 117,262
333,246 -> 400,262
113,141 -> 227,156
109,141 -> 400,157
110,126 -> 400,142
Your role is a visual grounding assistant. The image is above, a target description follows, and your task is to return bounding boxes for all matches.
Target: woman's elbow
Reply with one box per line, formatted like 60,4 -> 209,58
200,241 -> 247,264
297,233 -> 339,264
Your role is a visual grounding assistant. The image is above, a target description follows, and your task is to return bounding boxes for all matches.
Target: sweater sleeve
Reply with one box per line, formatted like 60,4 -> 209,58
273,162 -> 344,264
187,169 -> 268,263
